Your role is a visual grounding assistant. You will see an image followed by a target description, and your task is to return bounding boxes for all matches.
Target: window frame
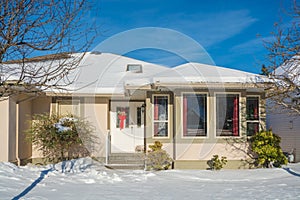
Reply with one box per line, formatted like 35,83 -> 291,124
56,99 -> 81,116
246,95 -> 260,136
152,94 -> 170,138
215,92 -> 241,138
126,64 -> 143,73
181,92 -> 208,138
116,106 -> 130,129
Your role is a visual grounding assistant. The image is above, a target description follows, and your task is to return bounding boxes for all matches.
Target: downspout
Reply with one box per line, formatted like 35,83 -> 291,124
16,102 -> 20,166
172,93 -> 176,169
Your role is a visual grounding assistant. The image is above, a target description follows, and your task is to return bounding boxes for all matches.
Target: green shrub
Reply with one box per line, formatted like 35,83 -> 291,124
207,155 -> 227,170
250,130 -> 287,168
146,141 -> 173,171
27,113 -> 94,163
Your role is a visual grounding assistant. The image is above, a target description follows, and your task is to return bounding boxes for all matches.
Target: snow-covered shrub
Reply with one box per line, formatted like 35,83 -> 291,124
146,141 -> 173,171
27,113 -> 95,163
250,130 -> 287,168
207,155 -> 227,170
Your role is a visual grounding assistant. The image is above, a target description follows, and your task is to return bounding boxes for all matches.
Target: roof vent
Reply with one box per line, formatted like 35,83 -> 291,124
90,51 -> 102,55
126,64 -> 143,73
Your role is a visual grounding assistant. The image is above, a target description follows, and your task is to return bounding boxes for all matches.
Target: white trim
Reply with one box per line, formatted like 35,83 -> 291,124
181,92 -> 209,139
152,94 -> 170,139
214,92 -> 242,138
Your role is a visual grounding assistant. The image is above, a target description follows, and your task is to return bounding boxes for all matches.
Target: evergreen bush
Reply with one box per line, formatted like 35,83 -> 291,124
207,155 -> 227,170
146,141 -> 173,171
250,130 -> 287,168
27,113 -> 94,163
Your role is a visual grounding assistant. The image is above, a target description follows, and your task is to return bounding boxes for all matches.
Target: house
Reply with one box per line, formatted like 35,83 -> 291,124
266,59 -> 300,162
0,52 -> 266,169
267,110 -> 300,162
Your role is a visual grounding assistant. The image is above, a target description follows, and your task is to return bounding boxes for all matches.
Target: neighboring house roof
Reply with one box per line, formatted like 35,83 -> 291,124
274,56 -> 300,86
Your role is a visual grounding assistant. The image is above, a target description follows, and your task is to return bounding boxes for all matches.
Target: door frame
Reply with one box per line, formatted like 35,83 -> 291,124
109,99 -> 146,153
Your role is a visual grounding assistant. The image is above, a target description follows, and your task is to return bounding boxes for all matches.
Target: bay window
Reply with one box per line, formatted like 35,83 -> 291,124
183,93 -> 207,137
216,94 -> 239,137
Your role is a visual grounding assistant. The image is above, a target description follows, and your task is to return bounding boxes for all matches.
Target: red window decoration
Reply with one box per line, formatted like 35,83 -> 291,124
116,107 -> 129,130
118,111 -> 126,130
183,96 -> 188,136
232,96 -> 239,136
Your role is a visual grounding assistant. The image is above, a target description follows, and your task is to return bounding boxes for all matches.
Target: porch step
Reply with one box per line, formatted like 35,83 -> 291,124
106,153 -> 145,170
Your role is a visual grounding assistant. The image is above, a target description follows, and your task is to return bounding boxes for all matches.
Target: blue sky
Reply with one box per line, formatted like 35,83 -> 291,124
88,0 -> 294,74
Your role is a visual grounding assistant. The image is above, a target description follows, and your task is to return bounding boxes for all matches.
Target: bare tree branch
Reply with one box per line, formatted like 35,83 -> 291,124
0,0 -> 97,97
261,0 -> 300,115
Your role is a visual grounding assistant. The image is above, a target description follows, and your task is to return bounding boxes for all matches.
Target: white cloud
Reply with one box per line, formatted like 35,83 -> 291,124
165,10 -> 258,47
230,36 -> 275,55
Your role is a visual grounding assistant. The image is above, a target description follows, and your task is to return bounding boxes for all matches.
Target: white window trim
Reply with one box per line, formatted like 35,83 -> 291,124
181,92 -> 209,139
246,95 -> 261,136
214,92 -> 242,138
152,94 -> 170,139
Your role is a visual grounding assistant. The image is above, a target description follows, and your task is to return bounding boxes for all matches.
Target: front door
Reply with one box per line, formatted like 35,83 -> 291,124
110,101 -> 145,153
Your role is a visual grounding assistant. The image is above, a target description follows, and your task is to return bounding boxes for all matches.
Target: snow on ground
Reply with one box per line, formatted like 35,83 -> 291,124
1,157 -> 300,200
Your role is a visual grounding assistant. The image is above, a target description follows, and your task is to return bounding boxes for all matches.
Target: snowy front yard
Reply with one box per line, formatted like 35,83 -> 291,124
1,158 -> 300,200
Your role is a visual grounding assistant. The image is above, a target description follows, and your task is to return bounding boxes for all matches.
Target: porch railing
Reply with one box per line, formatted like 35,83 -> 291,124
105,130 -> 111,165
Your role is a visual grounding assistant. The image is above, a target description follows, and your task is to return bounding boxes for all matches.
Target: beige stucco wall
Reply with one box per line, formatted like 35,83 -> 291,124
32,96 -> 51,115
0,98 -> 9,162
8,97 -> 16,162
1,95 -> 42,162
18,99 -> 32,160
83,97 -> 109,158
31,96 -> 52,159
175,142 -> 250,160
46,96 -> 109,159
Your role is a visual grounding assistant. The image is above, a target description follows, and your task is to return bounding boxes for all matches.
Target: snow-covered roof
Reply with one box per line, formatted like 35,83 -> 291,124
1,52 -> 265,95
72,53 -> 265,94
274,56 -> 300,86
152,62 -> 262,84
71,52 -> 169,94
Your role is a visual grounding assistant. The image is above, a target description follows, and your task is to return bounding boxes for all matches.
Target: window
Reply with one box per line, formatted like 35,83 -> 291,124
247,122 -> 259,136
116,107 -> 130,129
137,107 -> 142,127
216,94 -> 239,137
57,99 -> 80,116
153,95 -> 168,137
183,94 -> 207,137
246,96 -> 259,136
246,97 -> 259,120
